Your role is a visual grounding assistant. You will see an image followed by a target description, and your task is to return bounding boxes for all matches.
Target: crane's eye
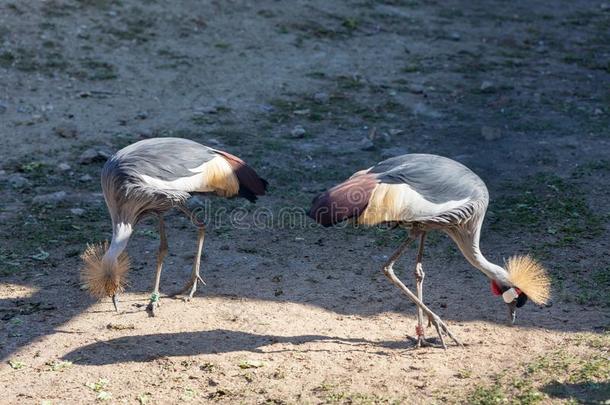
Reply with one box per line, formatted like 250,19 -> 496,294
516,293 -> 528,308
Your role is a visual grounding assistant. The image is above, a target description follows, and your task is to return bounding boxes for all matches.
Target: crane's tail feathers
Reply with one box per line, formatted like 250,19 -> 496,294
215,150 -> 268,202
506,255 -> 550,305
80,241 -> 130,298
308,173 -> 378,227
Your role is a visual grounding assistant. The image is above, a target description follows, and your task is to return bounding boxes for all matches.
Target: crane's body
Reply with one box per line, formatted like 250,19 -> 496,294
309,154 -> 550,348
82,137 -> 268,314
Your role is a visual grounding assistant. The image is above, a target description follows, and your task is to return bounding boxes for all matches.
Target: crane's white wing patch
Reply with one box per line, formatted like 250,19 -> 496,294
358,183 -> 469,225
139,156 -> 239,197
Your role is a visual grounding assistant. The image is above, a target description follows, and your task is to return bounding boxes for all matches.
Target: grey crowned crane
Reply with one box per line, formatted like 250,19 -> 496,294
81,137 -> 268,315
309,154 -> 550,348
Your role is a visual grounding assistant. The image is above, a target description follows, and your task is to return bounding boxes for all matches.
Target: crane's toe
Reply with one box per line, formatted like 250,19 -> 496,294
416,336 -> 436,348
146,292 -> 161,316
428,314 -> 463,349
146,302 -> 158,317
169,277 -> 202,300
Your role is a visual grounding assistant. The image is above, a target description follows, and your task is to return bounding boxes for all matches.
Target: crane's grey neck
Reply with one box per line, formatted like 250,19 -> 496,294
445,222 -> 510,285
103,222 -> 133,264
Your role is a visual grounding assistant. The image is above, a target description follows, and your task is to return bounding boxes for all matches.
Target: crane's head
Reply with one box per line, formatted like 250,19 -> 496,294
492,255 -> 551,324
80,241 -> 130,299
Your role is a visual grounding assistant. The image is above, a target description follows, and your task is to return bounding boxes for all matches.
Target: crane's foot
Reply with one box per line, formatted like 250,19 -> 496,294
146,301 -> 159,316
414,325 -> 435,348
170,274 -> 206,301
146,292 -> 161,317
429,314 -> 462,349
416,336 -> 435,348
411,313 -> 460,349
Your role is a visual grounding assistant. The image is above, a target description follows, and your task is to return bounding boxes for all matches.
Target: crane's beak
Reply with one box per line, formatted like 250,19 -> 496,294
112,294 -> 119,312
502,288 -> 520,325
507,301 -> 517,325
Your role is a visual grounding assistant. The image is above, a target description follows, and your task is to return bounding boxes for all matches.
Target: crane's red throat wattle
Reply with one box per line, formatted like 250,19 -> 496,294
491,280 -> 503,296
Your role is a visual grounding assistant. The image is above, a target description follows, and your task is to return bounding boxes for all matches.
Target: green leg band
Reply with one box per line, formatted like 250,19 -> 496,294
150,292 -> 160,303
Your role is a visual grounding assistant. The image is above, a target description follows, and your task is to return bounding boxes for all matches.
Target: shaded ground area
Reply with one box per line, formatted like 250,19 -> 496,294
0,0 -> 609,403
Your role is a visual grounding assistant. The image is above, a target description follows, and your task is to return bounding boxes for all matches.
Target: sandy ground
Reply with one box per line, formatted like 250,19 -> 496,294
0,0 -> 609,403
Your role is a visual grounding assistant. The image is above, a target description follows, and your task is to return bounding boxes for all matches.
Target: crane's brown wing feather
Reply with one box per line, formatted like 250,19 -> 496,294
308,173 -> 378,227
214,150 -> 268,202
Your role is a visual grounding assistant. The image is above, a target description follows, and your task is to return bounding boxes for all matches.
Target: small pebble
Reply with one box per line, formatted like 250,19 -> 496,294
195,106 -> 219,114
259,104 -> 274,112
407,84 -> 425,94
313,92 -> 329,104
359,137 -> 375,151
70,208 -> 86,216
481,126 -> 502,141
412,102 -> 442,118
32,191 -> 68,205
57,163 -> 72,172
79,148 -> 110,164
79,174 -> 93,182
53,123 -> 78,138
289,125 -> 306,138
480,81 -> 494,92
8,173 -> 31,188
136,128 -> 153,138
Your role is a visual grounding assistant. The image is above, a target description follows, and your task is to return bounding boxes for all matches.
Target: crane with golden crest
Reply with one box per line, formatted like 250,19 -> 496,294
81,137 -> 267,315
309,154 -> 550,348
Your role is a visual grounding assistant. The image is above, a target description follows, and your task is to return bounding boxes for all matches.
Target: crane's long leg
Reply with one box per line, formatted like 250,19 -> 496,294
383,233 -> 462,349
414,232 -> 432,348
185,226 -> 206,300
146,214 -> 168,316
171,207 -> 206,300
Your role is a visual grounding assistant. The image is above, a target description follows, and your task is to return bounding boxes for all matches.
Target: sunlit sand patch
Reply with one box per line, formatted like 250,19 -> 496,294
0,284 -> 39,300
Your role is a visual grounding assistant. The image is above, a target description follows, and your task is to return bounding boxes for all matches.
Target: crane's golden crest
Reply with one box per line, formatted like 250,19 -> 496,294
80,241 -> 130,298
506,255 -> 550,305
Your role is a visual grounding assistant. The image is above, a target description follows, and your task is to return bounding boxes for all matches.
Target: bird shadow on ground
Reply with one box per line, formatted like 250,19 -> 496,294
0,288 -> 97,361
1,222 -> 607,364
540,381 -> 610,404
61,329 -> 415,366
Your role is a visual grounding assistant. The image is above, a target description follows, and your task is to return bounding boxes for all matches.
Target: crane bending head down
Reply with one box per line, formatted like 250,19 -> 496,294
80,137 -> 268,313
309,154 -> 550,347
